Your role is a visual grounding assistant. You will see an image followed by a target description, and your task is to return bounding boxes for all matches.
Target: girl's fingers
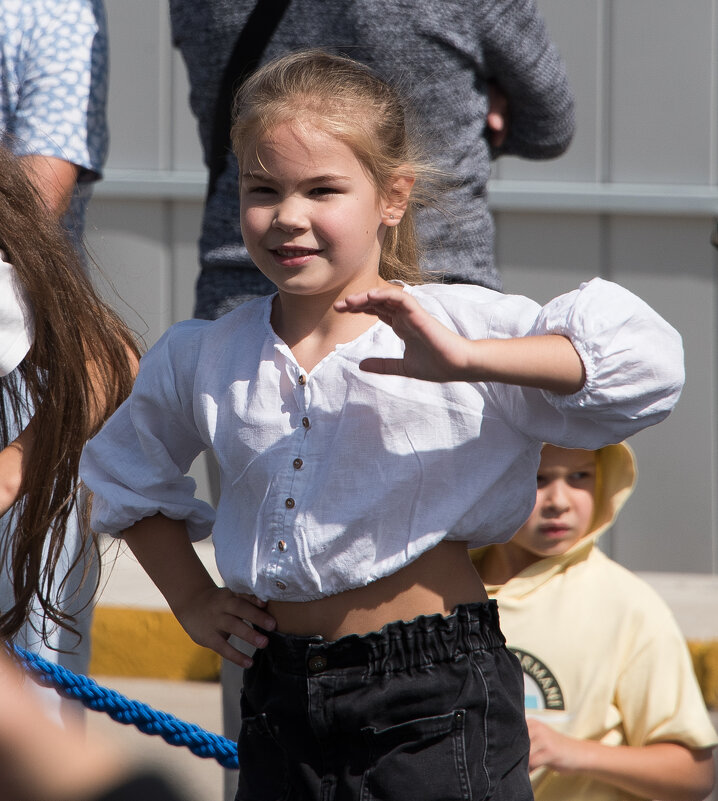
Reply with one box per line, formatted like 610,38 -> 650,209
209,633 -> 256,669
358,357 -> 406,376
218,612 -> 269,649
234,592 -> 267,608
227,596 -> 276,632
336,287 -> 410,313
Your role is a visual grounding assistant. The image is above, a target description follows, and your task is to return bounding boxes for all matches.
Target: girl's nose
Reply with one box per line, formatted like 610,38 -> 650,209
272,198 -> 309,232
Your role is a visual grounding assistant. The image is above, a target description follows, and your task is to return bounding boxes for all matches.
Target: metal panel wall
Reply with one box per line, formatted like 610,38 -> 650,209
87,0 -> 718,573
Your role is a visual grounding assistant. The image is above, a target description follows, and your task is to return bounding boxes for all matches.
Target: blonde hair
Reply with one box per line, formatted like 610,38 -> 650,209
231,49 -> 436,284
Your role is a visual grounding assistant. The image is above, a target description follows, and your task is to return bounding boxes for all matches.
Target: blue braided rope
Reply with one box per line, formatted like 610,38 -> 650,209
13,645 -> 239,769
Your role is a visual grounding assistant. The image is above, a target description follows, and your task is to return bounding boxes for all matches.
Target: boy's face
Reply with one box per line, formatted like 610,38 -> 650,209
511,445 -> 597,561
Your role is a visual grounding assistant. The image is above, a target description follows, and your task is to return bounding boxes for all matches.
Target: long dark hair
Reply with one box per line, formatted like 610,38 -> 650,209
0,145 -> 139,644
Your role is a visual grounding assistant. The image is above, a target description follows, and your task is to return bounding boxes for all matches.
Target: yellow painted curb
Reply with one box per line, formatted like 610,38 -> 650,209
90,606 -> 221,681
688,640 -> 718,709
88,607 -> 718,703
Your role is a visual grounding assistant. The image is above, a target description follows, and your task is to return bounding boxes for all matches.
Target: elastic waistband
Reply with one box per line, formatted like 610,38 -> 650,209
262,601 -> 505,676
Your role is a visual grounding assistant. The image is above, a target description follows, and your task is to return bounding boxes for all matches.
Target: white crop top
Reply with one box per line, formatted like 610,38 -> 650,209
0,252 -> 33,376
80,279 -> 684,602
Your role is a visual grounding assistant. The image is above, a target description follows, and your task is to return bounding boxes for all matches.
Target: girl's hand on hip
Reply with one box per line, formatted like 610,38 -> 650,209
335,287 -> 475,382
176,586 -> 275,669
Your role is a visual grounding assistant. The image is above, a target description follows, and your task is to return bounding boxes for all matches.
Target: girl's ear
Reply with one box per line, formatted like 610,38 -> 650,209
381,171 -> 415,227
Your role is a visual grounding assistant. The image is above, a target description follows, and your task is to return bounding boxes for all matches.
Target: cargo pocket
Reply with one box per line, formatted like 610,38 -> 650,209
360,708 -> 482,801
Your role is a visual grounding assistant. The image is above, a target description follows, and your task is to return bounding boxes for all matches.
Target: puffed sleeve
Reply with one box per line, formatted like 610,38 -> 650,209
80,321 -> 215,540
487,277 -> 685,448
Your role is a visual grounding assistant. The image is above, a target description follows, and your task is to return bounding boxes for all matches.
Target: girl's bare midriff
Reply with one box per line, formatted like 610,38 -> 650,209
267,539 -> 488,639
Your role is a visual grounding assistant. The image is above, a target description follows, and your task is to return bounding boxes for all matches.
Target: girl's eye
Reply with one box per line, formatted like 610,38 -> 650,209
249,186 -> 276,195
310,186 -> 339,196
569,471 -> 593,482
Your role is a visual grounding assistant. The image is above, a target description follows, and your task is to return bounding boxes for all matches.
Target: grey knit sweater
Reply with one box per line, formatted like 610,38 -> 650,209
169,0 -> 575,319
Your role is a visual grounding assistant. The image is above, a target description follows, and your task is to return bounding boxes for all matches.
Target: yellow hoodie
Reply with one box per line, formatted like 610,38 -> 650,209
471,443 -> 717,801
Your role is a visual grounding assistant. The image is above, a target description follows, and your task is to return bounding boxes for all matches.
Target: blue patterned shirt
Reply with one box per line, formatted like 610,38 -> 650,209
0,0 -> 108,238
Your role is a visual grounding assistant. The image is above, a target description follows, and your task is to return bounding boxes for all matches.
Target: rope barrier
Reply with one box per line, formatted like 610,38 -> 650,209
13,645 -> 239,769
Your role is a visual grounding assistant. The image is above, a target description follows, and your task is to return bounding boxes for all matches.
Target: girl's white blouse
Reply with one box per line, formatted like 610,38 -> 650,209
80,280 -> 685,602
0,252 -> 33,376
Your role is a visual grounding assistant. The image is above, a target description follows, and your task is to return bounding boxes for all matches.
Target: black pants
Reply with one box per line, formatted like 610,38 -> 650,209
236,601 -> 532,801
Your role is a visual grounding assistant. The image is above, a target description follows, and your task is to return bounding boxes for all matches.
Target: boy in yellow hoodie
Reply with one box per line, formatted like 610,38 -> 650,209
472,443 -> 717,801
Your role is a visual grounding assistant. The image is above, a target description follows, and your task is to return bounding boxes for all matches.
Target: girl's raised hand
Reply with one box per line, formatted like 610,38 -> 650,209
335,287 -> 476,382
337,287 -> 586,394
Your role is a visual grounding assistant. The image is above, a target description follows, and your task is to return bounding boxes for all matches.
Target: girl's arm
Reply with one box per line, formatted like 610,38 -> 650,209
335,287 -> 585,393
121,513 -> 276,668
528,718 -> 715,801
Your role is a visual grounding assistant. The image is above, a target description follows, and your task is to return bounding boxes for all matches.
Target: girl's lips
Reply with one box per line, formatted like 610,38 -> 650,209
270,246 -> 321,267
274,247 -> 319,256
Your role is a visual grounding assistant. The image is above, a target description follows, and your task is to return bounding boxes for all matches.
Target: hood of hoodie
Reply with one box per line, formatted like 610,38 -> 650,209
471,442 -> 636,601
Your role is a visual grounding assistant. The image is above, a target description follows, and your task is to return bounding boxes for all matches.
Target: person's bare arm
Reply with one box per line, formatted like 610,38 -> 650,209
0,650 -> 128,801
21,154 -> 79,217
335,286 -> 585,394
0,649 -> 191,801
528,718 -> 715,801
122,514 -> 276,668
0,423 -> 35,516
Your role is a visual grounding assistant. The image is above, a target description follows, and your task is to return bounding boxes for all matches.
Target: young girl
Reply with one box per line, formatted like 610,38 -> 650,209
0,144 -> 138,721
80,51 -> 685,800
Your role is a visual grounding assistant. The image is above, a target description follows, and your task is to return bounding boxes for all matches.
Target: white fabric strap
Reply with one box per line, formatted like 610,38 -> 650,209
0,251 -> 34,376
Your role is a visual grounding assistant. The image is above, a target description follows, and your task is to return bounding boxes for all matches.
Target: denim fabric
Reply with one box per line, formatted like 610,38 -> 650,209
236,601 -> 532,801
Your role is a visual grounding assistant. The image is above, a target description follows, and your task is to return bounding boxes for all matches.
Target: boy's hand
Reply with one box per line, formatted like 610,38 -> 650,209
487,81 -> 509,149
527,717 -> 716,800
335,287 -> 476,382
174,585 -> 275,669
527,718 -> 583,773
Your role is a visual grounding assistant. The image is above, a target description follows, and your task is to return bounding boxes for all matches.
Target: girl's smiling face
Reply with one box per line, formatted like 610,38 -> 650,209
240,121 -> 392,302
